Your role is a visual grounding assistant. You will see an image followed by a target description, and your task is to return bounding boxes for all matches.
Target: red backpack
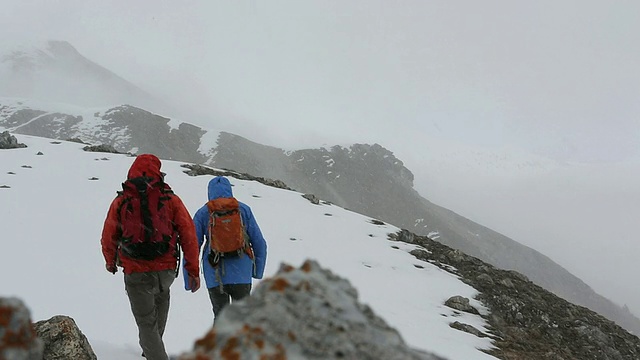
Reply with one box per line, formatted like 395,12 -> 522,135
117,177 -> 177,261
206,197 -> 254,267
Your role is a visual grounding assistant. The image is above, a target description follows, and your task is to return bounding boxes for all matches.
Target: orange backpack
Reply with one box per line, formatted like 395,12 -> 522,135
206,197 -> 254,266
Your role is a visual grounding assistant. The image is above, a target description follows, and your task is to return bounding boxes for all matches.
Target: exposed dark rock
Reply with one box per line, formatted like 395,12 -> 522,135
391,229 -> 640,359
302,193 -> 320,205
178,260 -> 443,360
82,144 -> 122,154
36,151 -> 43,155
0,297 -> 44,359
0,131 -> 27,149
34,315 -> 97,360
65,138 -> 89,144
0,185 -> 10,189
180,163 -> 294,191
445,296 -> 480,315
449,321 -> 489,338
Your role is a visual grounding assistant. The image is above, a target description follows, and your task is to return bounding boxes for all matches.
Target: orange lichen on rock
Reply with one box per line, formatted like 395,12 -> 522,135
0,306 -> 11,326
270,278 -> 290,292
221,337 -> 240,360
287,331 -> 297,342
280,264 -> 295,273
194,329 -> 217,351
258,343 -> 287,360
301,261 -> 313,273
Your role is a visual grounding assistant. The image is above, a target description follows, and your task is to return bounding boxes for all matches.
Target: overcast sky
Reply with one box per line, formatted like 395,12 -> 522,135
2,0 -> 639,163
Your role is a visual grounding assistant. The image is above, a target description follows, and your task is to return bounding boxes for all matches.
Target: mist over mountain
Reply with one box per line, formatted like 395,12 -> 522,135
0,40 -> 163,112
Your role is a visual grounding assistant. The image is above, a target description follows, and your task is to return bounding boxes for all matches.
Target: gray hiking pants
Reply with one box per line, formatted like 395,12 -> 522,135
124,269 -> 175,360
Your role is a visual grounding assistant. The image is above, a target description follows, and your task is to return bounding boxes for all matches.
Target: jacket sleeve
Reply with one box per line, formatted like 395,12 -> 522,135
101,197 -> 121,269
183,206 -> 207,290
171,195 -> 200,278
242,205 -> 267,279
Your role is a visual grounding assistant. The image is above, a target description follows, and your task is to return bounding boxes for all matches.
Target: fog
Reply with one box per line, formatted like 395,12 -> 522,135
2,1 -> 640,315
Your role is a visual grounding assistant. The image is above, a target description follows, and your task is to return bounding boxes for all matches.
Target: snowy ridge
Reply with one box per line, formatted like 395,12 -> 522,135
0,97 -> 228,159
0,96 -> 559,182
0,134 -> 496,360
0,96 -> 133,147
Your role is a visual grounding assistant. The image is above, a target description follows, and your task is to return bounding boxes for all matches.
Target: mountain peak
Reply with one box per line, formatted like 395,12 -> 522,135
42,40 -> 79,57
1,39 -> 75,60
0,40 -> 156,109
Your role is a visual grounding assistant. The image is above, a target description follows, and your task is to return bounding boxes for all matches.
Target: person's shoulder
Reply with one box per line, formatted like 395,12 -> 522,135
192,203 -> 210,217
238,201 -> 255,217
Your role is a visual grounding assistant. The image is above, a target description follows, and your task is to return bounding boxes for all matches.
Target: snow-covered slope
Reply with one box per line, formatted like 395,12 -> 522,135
0,135 -> 496,359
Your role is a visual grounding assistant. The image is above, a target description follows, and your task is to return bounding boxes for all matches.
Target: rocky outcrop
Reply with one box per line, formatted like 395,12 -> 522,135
0,297 -> 43,360
178,260 -> 443,360
34,315 -> 97,360
82,144 -> 123,154
180,163 -> 293,191
0,131 -> 27,149
391,230 -> 640,359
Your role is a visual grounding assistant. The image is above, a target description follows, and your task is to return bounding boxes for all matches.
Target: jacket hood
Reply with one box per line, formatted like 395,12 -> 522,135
127,154 -> 162,180
207,176 -> 233,200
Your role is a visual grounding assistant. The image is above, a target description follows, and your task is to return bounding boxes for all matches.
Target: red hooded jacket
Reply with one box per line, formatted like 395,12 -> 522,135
100,154 -> 200,277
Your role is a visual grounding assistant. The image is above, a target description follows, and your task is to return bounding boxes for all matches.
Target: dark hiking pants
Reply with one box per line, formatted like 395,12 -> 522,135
208,283 -> 252,321
125,269 -> 175,360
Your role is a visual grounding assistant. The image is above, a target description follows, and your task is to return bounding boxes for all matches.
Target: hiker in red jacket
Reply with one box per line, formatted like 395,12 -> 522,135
101,154 -> 200,360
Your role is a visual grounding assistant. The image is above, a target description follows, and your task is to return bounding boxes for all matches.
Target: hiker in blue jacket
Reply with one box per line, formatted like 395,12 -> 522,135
183,176 -> 267,320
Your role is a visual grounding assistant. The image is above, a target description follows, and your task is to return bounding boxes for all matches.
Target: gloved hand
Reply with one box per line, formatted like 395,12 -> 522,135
106,264 -> 117,274
187,275 -> 200,293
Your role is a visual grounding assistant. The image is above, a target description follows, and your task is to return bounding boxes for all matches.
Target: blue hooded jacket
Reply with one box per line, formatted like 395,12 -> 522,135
183,176 -> 267,290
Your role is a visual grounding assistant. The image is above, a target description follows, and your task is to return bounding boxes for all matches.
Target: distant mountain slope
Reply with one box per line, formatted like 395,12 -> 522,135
0,41 -> 157,109
1,97 -> 639,337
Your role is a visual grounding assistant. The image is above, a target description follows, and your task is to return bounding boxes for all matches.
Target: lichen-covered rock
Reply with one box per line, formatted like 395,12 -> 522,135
181,163 -> 294,191
82,144 -> 122,154
179,260 -> 443,360
0,131 -> 27,149
444,296 -> 480,315
302,193 -> 320,205
0,297 -> 43,360
34,315 -> 97,360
